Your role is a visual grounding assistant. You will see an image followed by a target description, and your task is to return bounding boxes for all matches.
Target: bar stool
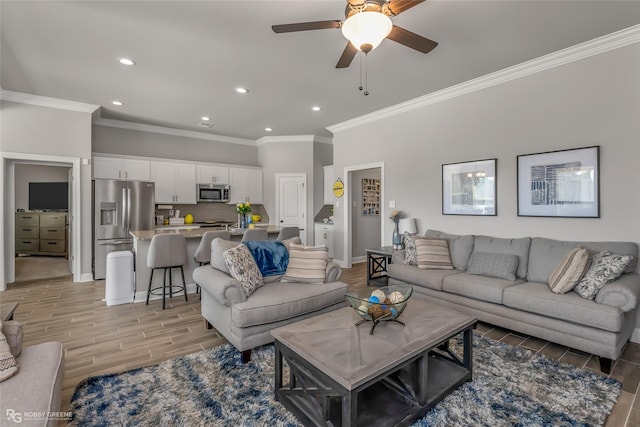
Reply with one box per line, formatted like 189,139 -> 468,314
146,234 -> 188,309
193,230 -> 231,298
276,226 -> 299,241
241,228 -> 268,242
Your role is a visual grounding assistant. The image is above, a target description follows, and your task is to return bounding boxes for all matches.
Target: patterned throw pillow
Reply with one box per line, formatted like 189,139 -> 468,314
223,244 -> 264,297
467,252 -> 519,281
574,251 -> 633,300
548,247 -> 589,294
415,238 -> 454,270
0,320 -> 18,383
282,244 -> 328,284
402,232 -> 418,266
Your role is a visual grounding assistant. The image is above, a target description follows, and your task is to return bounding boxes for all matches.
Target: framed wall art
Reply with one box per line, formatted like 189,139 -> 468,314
361,178 -> 380,215
442,158 -> 497,216
517,146 -> 599,218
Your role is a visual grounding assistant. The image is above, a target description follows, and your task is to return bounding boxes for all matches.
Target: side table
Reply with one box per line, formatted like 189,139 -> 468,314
1,302 -> 19,321
365,246 -> 394,287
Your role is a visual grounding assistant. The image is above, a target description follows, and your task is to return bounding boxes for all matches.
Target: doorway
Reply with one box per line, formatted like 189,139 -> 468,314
275,173 -> 307,244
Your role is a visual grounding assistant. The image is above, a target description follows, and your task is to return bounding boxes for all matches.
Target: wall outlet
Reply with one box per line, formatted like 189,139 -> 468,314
389,200 -> 396,208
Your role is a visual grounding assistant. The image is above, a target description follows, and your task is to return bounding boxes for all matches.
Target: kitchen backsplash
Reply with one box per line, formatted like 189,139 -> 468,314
156,203 -> 269,224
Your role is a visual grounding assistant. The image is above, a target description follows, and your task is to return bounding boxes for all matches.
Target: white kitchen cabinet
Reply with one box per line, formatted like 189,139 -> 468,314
150,161 -> 196,204
93,156 -> 150,181
229,167 -> 263,204
323,165 -> 334,205
314,223 -> 334,259
196,164 -> 229,184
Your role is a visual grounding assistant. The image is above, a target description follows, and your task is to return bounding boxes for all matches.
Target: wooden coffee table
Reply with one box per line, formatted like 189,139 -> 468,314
271,298 -> 476,427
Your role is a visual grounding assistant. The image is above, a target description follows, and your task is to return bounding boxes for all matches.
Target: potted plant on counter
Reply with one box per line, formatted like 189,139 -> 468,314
236,202 -> 251,229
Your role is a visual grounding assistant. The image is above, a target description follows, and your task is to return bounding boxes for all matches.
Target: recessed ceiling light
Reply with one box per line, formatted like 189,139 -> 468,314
265,127 -> 272,132
235,87 -> 249,94
118,57 -> 135,66
111,100 -> 124,106
201,116 -> 211,121
312,106 -> 321,112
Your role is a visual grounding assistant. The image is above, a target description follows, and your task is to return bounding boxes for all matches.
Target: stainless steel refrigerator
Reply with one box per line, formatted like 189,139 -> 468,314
92,179 -> 155,280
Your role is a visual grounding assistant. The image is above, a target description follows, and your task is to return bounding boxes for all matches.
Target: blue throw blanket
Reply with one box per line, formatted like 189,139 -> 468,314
243,240 -> 289,277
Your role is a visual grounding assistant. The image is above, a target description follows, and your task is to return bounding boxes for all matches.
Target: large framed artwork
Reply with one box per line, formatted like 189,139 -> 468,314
517,146 -> 599,218
442,158 -> 497,216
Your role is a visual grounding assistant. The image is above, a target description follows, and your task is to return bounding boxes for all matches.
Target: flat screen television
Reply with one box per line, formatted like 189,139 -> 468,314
29,182 -> 68,211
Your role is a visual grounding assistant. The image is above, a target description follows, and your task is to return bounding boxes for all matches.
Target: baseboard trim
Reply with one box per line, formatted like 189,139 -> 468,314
78,273 -> 95,282
631,328 -> 640,344
351,256 -> 366,264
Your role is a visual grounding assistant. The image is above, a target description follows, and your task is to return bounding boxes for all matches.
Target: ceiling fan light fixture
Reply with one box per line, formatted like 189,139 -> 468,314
341,11 -> 392,53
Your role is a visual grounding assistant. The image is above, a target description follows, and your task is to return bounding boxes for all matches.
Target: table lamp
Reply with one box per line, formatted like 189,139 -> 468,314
398,218 -> 417,235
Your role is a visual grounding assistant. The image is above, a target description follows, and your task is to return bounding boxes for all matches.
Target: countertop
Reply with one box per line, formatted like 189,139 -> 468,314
130,224 -> 283,241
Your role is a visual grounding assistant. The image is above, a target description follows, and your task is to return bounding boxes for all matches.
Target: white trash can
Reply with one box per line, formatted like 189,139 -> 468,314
105,250 -> 134,306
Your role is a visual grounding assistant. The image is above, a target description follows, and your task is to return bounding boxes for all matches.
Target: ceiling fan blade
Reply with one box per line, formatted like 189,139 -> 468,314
386,25 -> 437,53
336,42 -> 358,68
385,0 -> 425,16
272,20 -> 341,33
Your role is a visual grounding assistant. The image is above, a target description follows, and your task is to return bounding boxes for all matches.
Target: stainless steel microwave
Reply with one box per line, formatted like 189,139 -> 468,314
197,183 -> 230,203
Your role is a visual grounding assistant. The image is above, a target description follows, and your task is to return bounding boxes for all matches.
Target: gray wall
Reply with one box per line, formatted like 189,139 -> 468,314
333,43 -> 640,264
92,125 -> 259,166
351,168 -> 381,259
313,141 -> 333,217
14,164 -> 69,210
1,100 -> 93,277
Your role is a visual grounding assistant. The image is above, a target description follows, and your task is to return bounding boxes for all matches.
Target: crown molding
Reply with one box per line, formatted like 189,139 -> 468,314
93,116 -> 256,146
314,136 -> 333,145
0,89 -> 100,114
328,24 -> 640,134
256,135 -> 314,146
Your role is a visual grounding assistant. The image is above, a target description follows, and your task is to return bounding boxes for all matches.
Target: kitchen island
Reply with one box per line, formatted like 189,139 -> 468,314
130,225 -> 283,301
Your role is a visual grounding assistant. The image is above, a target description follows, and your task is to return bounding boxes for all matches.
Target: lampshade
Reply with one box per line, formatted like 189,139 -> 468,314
341,11 -> 393,53
398,218 -> 417,235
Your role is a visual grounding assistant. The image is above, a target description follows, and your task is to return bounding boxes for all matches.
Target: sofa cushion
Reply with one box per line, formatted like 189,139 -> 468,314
527,238 -> 638,284
466,252 -> 519,281
231,281 -> 348,327
223,244 -> 264,297
548,247 -> 589,294
503,282 -> 624,333
416,238 -> 454,270
243,240 -> 289,277
387,263 -> 463,291
472,235 -> 531,279
425,230 -> 474,270
211,238 -> 241,274
282,244 -> 328,284
442,273 -> 523,304
402,232 -> 418,265
574,251 -> 633,300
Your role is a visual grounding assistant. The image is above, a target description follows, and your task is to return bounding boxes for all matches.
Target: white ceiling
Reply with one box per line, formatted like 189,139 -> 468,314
2,1 -> 639,142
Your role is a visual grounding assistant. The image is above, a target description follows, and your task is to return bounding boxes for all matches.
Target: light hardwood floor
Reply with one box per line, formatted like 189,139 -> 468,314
3,262 -> 639,426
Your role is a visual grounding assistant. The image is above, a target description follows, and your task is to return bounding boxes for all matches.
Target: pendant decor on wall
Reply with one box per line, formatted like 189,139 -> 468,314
362,178 -> 380,215
333,178 -> 344,198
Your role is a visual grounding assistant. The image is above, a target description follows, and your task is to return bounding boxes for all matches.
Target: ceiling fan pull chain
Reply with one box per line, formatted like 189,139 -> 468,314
364,53 -> 369,96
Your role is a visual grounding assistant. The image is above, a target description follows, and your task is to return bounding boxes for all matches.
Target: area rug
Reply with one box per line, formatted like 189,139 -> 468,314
69,334 -> 621,426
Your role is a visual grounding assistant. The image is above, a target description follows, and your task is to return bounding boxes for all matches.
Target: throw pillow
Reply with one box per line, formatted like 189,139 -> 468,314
223,244 -> 264,298
1,320 -> 23,358
280,236 -> 302,253
402,232 -> 418,266
574,251 -> 633,300
243,240 -> 289,277
548,247 -> 589,294
415,238 -> 454,270
0,320 -> 18,382
282,243 -> 328,284
210,238 -> 240,275
467,252 -> 519,281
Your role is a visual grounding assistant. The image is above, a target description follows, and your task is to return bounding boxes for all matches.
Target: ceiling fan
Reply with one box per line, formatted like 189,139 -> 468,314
272,0 -> 438,69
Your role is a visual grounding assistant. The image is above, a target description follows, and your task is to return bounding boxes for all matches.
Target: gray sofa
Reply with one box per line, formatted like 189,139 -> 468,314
388,229 -> 640,373
193,238 -> 348,362
0,321 -> 64,427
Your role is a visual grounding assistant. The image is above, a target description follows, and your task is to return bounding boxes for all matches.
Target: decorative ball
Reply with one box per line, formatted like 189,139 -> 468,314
368,296 -> 380,305
368,304 -> 385,319
389,291 -> 404,304
390,307 -> 398,318
358,303 -> 369,314
371,289 -> 386,302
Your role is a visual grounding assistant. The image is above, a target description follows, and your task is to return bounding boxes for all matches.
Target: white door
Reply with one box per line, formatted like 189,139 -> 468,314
277,174 -> 307,244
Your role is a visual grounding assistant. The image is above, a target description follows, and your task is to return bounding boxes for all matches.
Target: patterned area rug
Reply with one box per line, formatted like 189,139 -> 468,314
69,334 -> 621,426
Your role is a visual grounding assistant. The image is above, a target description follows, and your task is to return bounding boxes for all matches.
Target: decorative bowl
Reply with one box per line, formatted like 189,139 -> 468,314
345,284 -> 412,333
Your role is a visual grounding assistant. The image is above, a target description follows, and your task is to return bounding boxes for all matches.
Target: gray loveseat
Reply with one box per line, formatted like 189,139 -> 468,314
388,229 -> 640,373
193,238 -> 348,362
